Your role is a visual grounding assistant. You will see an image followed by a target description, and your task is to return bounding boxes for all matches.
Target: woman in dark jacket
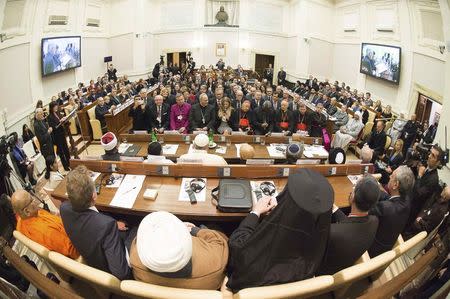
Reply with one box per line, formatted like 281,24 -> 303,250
47,102 -> 71,171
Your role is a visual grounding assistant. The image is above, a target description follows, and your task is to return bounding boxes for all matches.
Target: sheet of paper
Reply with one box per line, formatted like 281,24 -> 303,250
303,145 -> 329,158
347,174 -> 363,186
109,174 -> 146,209
215,146 -> 227,154
266,145 -> 286,158
235,144 -> 246,157
162,144 -> 179,155
178,178 -> 207,202
118,143 -> 132,154
90,171 -> 101,182
105,173 -> 124,188
250,180 -> 279,205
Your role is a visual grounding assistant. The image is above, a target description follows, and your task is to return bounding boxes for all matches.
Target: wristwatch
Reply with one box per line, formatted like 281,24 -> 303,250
250,211 -> 260,218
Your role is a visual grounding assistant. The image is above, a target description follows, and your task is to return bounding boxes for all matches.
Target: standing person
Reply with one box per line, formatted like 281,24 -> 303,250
47,102 -> 70,171
147,95 -> 170,133
22,124 -> 35,144
401,114 -> 419,154
170,93 -> 191,134
33,108 -> 54,159
309,103 -> 327,138
128,96 -> 147,132
277,67 -> 286,86
107,63 -> 117,82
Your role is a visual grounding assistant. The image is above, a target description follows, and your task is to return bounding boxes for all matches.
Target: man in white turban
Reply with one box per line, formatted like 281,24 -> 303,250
129,211 -> 229,290
331,111 -> 365,150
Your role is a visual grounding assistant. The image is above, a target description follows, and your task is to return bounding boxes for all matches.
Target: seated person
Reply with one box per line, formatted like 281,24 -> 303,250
375,139 -> 404,185
145,141 -> 174,164
216,97 -> 237,134
95,97 -> 112,131
237,101 -> 254,134
331,111 -> 364,150
179,134 -> 227,166
332,105 -> 349,132
130,211 -> 228,289
274,100 -> 295,136
253,101 -> 274,136
44,155 -> 64,190
170,93 -> 191,134
318,176 -> 380,275
189,93 -> 216,133
148,95 -> 170,133
361,145 -> 373,163
11,190 -> 79,259
226,169 -> 333,291
100,132 -> 120,161
309,103 -> 327,137
128,96 -> 147,132
365,121 -> 387,162
294,103 -> 311,133
326,97 -> 338,116
11,132 -> 36,185
285,143 -> 304,164
369,166 -> 415,257
60,166 -> 135,280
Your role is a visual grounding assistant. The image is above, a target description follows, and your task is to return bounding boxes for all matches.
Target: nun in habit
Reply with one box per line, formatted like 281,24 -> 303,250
226,169 -> 333,292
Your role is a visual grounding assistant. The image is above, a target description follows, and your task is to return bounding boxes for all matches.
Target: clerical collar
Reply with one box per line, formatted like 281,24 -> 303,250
348,212 -> 368,217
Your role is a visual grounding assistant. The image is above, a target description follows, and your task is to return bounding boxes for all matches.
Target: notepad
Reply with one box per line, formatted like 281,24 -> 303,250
110,174 -> 145,208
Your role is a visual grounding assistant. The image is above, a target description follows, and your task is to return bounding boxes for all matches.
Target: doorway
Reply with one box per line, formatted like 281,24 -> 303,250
415,93 -> 442,126
255,54 -> 275,79
167,52 -> 187,69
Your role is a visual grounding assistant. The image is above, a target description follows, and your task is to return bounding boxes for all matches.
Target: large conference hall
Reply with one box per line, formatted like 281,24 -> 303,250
0,0 -> 449,298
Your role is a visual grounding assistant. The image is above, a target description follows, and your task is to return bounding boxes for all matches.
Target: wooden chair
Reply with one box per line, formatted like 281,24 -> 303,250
331,250 -> 396,298
87,106 -> 102,140
384,135 -> 391,150
232,275 -> 335,299
362,122 -> 374,139
384,121 -> 393,133
64,107 -> 78,135
119,280 -> 223,299
48,251 -> 124,299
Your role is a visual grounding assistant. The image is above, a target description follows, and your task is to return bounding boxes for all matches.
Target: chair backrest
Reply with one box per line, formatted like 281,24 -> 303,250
13,230 -> 50,259
33,136 -> 40,151
384,121 -> 393,132
120,280 -> 223,299
384,135 -> 391,150
394,231 -> 427,256
332,250 -> 396,292
368,111 -> 376,123
87,106 -> 97,120
233,275 -> 335,299
48,251 -> 122,296
363,122 -> 374,137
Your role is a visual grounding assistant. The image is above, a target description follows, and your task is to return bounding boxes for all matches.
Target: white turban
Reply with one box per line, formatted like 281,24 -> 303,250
101,132 -> 117,151
136,211 -> 192,273
194,133 -> 209,148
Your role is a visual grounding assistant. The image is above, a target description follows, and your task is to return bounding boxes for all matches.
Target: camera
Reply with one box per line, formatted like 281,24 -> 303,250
415,143 -> 431,165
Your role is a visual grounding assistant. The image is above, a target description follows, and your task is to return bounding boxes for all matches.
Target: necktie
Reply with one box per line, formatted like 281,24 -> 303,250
157,106 -> 161,120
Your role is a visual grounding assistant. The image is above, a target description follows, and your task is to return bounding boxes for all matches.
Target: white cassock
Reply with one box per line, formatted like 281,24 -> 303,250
331,118 -> 364,149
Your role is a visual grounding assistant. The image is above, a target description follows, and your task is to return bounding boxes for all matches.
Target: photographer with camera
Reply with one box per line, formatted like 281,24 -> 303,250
407,144 -> 445,228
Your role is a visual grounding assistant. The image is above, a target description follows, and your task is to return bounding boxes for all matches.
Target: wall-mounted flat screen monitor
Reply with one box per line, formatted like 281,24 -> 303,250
360,43 -> 401,84
41,36 -> 81,76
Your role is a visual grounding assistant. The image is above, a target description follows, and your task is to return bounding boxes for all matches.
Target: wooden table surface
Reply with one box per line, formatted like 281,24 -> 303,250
52,175 -> 353,221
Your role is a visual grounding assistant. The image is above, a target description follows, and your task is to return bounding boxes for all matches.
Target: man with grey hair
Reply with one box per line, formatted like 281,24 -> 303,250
189,93 -> 215,132
233,90 -> 245,110
34,108 -> 54,158
369,165 -> 415,256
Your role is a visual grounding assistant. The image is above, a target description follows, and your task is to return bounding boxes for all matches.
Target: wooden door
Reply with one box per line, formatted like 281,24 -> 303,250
255,54 -> 275,78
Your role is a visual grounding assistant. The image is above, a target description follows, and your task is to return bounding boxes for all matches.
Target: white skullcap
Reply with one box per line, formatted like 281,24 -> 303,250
194,133 -> 209,148
136,211 -> 192,273
101,132 -> 117,151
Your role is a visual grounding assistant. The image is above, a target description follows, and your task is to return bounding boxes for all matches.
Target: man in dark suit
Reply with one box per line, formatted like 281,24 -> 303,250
264,64 -> 274,84
147,95 -> 170,133
369,166 -> 415,257
250,91 -> 265,110
253,101 -> 274,135
274,100 -> 295,135
95,97 -> 111,131
189,93 -> 216,132
401,114 -> 419,155
407,145 -> 443,227
305,75 -> 314,89
318,175 -> 380,275
277,67 -> 286,86
60,165 -> 135,280
33,108 -> 54,159
366,121 -> 387,161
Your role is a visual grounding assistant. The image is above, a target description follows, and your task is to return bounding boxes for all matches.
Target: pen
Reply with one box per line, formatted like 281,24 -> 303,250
123,186 -> 137,195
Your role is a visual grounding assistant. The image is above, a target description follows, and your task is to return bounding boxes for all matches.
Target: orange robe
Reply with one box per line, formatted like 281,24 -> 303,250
16,210 -> 79,259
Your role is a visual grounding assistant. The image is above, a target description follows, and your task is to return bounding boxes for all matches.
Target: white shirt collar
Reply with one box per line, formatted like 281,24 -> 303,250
89,206 -> 99,213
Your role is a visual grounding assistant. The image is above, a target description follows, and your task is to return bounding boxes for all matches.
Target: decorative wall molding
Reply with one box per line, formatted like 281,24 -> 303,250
367,1 -> 401,42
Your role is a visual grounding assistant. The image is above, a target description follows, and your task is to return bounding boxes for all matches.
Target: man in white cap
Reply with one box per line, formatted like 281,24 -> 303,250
331,111 -> 364,151
101,132 -> 121,161
130,211 -> 229,289
178,134 -> 227,165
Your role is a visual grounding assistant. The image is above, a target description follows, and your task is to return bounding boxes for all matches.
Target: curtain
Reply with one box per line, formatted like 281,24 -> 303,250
206,0 -> 240,26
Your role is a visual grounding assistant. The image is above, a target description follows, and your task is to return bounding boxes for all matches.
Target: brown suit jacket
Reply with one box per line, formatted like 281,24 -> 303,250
130,229 -> 228,290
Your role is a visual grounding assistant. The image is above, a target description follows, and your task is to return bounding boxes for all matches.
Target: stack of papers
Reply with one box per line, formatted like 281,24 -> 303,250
266,145 -> 286,158
110,174 -> 146,208
162,144 -> 179,155
89,171 -> 101,182
303,145 -> 329,158
178,178 -> 207,202
105,173 -> 125,188
347,174 -> 363,186
118,143 -> 132,154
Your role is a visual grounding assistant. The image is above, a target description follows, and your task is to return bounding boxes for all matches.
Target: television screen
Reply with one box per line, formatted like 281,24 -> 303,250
41,36 -> 81,76
360,43 -> 401,84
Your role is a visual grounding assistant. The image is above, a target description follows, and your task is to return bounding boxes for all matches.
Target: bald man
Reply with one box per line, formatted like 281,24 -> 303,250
11,190 -> 79,259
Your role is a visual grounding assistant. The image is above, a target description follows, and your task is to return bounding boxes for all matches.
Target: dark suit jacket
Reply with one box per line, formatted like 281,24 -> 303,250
369,194 -> 411,257
147,103 -> 170,130
33,119 -> 54,157
128,105 -> 148,131
408,169 -> 439,227
309,112 -> 327,137
189,103 -> 216,132
95,104 -> 109,128
274,110 -> 295,134
253,107 -> 274,135
318,210 -> 379,275
277,71 -> 286,85
367,130 -> 387,154
60,201 -> 131,280
250,98 -> 266,110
